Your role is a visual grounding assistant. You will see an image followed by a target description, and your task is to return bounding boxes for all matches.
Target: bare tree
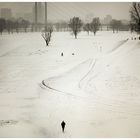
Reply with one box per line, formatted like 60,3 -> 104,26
6,19 -> 13,34
0,18 -> 6,35
110,20 -> 116,33
41,24 -> 53,46
110,19 -> 122,33
130,2 -> 140,33
60,21 -> 68,31
14,20 -> 19,33
55,22 -> 60,32
54,21 -> 68,32
83,23 -> 91,35
90,17 -> 100,35
42,31 -> 51,46
21,19 -> 30,32
69,17 -> 83,39
130,22 -> 136,33
48,26 -> 53,37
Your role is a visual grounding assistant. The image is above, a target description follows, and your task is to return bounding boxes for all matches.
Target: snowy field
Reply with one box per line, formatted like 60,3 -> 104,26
0,31 -> 140,137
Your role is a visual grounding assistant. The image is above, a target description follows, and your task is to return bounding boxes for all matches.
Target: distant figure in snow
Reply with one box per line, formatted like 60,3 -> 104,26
61,121 -> 66,132
72,53 -> 74,55
61,52 -> 63,56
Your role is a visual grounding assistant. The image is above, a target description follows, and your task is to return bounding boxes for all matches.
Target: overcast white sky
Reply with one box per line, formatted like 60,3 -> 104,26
0,2 -> 132,21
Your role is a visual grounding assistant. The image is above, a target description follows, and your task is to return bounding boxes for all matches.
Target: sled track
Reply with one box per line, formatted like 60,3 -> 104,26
78,39 -> 128,89
40,80 -> 140,116
40,38 -> 129,100
39,39 -> 140,116
78,59 -> 97,88
41,80 -> 83,99
40,58 -> 97,99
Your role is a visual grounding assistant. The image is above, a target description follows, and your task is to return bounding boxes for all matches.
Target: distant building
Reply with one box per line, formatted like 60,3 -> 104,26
0,8 -> 12,19
103,15 -> 112,25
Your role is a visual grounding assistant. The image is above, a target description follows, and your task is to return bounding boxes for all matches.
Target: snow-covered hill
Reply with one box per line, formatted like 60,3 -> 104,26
0,31 -> 140,137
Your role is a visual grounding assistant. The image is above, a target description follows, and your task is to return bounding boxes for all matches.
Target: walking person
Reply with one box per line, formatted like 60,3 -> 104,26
61,52 -> 63,56
61,121 -> 66,133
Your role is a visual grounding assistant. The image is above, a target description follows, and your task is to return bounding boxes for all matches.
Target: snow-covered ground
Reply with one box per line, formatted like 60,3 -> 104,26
0,31 -> 140,137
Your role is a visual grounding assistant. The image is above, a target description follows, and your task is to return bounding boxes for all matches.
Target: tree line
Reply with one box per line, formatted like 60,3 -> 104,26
0,17 -> 128,37
67,2 -> 140,39
68,17 -> 130,39
0,2 -> 139,37
0,18 -> 31,34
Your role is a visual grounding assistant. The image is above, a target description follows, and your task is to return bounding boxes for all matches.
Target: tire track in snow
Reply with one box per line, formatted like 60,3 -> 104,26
40,39 -> 128,96
40,39 -> 128,99
40,58 -> 95,99
78,39 -> 128,90
38,39 -> 140,116
41,80 -> 80,98
40,80 -> 140,116
78,59 -> 96,88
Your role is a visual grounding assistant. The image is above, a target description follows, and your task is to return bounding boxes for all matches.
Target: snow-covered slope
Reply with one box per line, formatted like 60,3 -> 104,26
0,31 -> 140,137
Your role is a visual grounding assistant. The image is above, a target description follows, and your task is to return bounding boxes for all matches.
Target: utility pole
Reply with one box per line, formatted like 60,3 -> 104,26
45,2 -> 47,31
35,2 -> 37,32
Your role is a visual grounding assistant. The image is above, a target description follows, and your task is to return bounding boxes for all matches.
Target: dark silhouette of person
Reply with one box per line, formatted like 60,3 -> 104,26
61,52 -> 63,56
61,121 -> 66,132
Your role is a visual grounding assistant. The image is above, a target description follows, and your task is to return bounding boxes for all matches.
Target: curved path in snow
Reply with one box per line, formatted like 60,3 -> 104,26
40,39 -> 128,98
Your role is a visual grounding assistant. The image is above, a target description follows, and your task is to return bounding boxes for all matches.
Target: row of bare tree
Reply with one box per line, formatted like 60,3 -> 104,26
0,2 -> 139,37
68,17 -> 130,39
69,17 -> 101,39
0,18 -> 30,34
66,2 -> 140,39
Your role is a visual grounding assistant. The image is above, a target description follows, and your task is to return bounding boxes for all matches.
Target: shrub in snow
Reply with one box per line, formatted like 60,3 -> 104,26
42,32 -> 51,46
42,26 -> 53,46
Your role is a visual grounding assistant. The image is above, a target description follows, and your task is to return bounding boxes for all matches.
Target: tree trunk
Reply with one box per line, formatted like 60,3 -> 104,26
74,32 -> 77,39
113,29 -> 115,33
46,41 -> 48,46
